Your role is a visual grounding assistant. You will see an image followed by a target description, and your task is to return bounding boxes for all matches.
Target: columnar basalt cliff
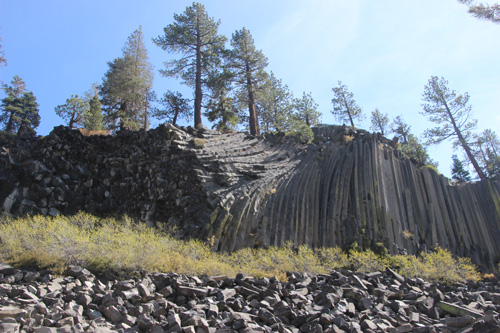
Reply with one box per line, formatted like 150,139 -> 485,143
1,125 -> 499,267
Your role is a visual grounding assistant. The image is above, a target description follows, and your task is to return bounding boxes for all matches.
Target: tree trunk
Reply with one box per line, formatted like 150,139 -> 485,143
246,66 -> 259,135
173,105 -> 179,126
248,90 -> 258,136
380,123 -> 385,136
69,111 -> 75,129
143,108 -> 148,131
478,143 -> 488,167
194,18 -> 203,129
342,93 -> 354,127
119,102 -> 127,131
5,110 -> 14,134
443,101 -> 487,180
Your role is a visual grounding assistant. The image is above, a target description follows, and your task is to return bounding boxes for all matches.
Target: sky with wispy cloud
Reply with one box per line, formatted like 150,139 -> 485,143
0,0 -> 498,177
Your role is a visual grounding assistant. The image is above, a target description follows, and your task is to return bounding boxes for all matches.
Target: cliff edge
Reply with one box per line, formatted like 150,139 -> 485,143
1,125 -> 499,267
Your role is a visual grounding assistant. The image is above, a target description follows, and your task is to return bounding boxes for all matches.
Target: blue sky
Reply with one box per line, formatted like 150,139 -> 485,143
0,0 -> 499,177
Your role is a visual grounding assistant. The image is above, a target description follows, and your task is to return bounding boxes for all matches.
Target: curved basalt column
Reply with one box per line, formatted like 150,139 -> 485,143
206,127 -> 500,267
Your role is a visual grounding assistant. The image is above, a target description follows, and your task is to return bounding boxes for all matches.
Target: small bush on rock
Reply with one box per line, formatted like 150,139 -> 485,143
285,122 -> 314,144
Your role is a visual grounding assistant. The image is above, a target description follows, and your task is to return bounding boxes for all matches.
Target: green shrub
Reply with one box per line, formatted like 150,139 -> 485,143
402,230 -> 414,240
419,247 -> 478,283
286,123 -> 314,144
349,249 -> 388,273
374,242 -> 389,257
0,214 -> 480,283
422,164 -> 441,176
316,246 -> 349,271
192,138 -> 207,148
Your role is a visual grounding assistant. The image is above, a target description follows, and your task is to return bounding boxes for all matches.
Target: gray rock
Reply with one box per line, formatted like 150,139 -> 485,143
206,304 -> 218,318
386,268 -> 405,284
23,271 -> 40,282
444,315 -> 475,328
258,308 -> 279,325
437,301 -> 483,318
115,280 -> 135,291
33,327 -> 59,333
57,316 -> 75,327
0,306 -> 27,319
137,313 -> 156,331
86,309 -> 103,320
168,312 -> 182,331
137,283 -> 151,298
0,322 -> 20,333
102,305 -> 123,323
177,286 -> 209,298
121,288 -> 140,301
183,326 -> 197,333
0,263 -> 15,276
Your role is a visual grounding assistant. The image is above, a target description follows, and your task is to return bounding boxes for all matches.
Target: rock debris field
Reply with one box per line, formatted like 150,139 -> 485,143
1,263 -> 500,332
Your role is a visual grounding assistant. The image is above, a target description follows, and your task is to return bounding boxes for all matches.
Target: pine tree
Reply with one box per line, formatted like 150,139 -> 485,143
255,72 -> 295,132
153,3 -> 226,129
472,129 -> 500,179
370,108 -> 389,135
390,115 -> 411,143
154,91 -> 191,126
421,76 -> 485,180
294,92 -> 321,127
388,114 -> 436,169
227,27 -> 268,135
473,129 -> 499,166
485,150 -> 500,180
1,76 -> 26,133
1,76 -> 40,134
85,94 -> 104,131
100,26 -> 154,131
458,0 -> 500,24
54,95 -> 88,129
451,154 -> 471,182
331,81 -> 364,127
16,92 -> 40,134
0,34 -> 7,71
205,69 -> 238,132
3,75 -> 26,97
400,134 -> 437,169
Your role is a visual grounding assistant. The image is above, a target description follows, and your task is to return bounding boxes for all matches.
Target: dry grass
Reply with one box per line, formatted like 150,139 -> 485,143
78,128 -> 111,136
0,213 -> 480,283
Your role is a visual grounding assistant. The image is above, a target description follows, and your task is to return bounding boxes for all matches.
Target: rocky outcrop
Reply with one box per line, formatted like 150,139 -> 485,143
1,125 -> 499,267
1,263 -> 500,332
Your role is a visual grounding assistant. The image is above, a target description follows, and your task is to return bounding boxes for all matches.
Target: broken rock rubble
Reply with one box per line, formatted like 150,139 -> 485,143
0,263 -> 499,332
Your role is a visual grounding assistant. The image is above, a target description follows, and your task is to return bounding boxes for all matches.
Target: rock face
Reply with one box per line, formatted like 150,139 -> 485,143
1,263 -> 500,332
1,125 -> 500,267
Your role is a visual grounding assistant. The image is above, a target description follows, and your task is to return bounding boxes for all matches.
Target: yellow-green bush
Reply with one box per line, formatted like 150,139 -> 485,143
316,247 -> 349,271
0,213 -> 480,283
419,247 -> 479,283
348,249 -> 389,273
390,248 -> 479,283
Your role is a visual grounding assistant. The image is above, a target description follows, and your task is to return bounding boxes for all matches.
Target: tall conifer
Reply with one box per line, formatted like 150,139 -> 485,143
1,76 -> 40,134
154,3 -> 226,129
331,81 -> 364,128
421,76 -> 485,180
100,26 -> 154,131
228,27 -> 268,135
